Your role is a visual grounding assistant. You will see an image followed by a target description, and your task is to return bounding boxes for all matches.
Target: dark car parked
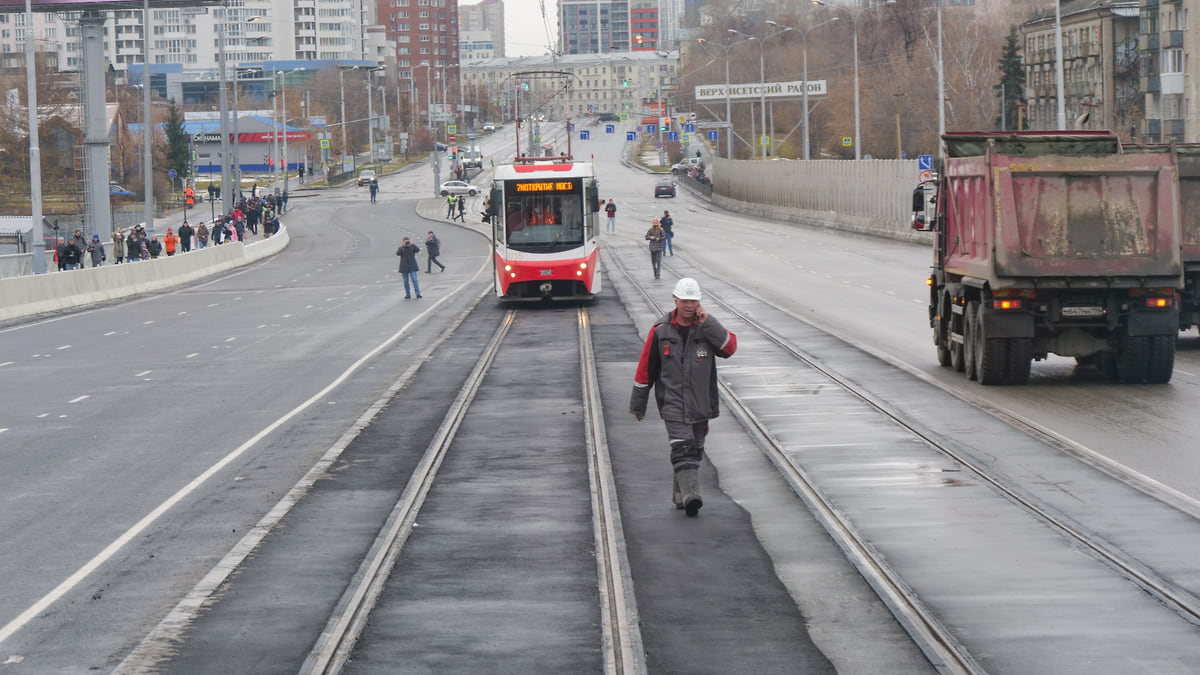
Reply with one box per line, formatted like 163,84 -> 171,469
596,111 -> 620,122
654,179 -> 676,198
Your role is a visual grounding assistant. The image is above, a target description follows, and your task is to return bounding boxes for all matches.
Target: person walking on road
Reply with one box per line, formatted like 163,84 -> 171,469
660,210 -> 674,256
645,219 -> 666,279
605,199 -> 617,233
629,277 -> 738,516
456,195 -> 467,222
425,230 -> 446,273
396,236 -> 422,299
369,179 -> 379,203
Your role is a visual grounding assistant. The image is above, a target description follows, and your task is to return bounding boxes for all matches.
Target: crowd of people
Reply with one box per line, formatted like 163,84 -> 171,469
51,191 -> 285,272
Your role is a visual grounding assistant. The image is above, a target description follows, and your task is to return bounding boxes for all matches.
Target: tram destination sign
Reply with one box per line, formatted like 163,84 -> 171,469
695,81 -> 826,101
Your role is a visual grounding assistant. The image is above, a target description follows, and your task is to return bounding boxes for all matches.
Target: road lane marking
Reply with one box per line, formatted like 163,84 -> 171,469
3,268 -> 491,652
135,370 -> 152,377
186,353 -> 199,359
68,396 -> 89,404
56,345 -> 71,350
36,413 -> 48,418
224,337 -> 236,343
0,362 -> 11,367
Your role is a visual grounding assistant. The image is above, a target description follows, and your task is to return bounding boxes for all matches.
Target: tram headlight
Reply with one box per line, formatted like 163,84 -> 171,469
579,262 -> 587,269
504,264 -> 512,272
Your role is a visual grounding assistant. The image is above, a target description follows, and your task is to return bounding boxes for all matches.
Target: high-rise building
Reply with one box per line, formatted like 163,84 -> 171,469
559,0 -> 630,54
461,0 -> 503,57
375,0 -> 461,127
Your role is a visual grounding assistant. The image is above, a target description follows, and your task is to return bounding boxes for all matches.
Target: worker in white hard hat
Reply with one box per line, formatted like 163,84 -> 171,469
629,277 -> 738,516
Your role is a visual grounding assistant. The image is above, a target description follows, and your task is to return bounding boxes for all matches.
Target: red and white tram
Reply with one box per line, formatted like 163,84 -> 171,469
487,156 -> 602,301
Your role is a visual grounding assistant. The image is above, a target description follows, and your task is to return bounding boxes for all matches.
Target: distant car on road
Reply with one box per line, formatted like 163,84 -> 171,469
482,123 -> 496,133
671,157 -> 703,175
596,111 -> 620,122
439,180 -> 480,197
109,183 -> 135,201
654,179 -> 676,198
356,170 -> 377,186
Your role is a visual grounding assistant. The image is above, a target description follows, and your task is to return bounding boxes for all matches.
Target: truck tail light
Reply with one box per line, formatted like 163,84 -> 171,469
1145,296 -> 1173,309
992,298 -> 1023,311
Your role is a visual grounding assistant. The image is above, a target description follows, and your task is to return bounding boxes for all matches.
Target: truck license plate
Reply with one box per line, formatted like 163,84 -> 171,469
540,269 -> 553,276
1061,306 -> 1105,317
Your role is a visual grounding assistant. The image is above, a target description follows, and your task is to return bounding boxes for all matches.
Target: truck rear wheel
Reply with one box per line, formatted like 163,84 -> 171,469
1145,334 -> 1175,384
962,301 -> 978,379
1004,338 -> 1033,385
1115,334 -> 1150,384
974,303 -> 1008,385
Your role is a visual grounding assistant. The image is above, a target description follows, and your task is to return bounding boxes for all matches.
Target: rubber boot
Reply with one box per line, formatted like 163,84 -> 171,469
672,473 -> 684,509
677,467 -> 702,516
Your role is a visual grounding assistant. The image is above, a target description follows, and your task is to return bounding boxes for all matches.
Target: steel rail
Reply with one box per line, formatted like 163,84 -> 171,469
300,310 -> 517,674
578,306 -> 648,675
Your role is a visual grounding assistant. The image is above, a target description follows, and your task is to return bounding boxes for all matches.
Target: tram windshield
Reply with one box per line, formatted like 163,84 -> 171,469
499,177 -> 587,253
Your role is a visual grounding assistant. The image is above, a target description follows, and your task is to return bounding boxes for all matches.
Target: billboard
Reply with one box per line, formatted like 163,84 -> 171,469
695,80 -> 827,101
0,0 -> 219,10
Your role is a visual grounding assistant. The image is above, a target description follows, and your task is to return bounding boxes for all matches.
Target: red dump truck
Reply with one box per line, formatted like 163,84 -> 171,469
1125,143 -> 1200,333
912,131 -> 1183,384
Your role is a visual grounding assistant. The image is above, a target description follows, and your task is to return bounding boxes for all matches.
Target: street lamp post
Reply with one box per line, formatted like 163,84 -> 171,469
280,68 -> 304,194
697,38 -> 734,158
338,65 -> 359,168
216,4 -> 232,214
763,16 -> 840,159
727,30 -> 767,160
841,0 -> 894,160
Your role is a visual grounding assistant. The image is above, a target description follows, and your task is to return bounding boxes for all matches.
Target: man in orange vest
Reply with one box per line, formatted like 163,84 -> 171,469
184,185 -> 195,207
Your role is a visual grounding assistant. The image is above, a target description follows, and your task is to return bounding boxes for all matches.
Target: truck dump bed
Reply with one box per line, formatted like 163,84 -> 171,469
942,132 -> 1182,285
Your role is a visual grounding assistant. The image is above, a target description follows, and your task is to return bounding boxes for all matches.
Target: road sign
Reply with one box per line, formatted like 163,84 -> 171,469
919,169 -> 934,182
707,130 -> 719,141
918,154 -> 934,170
168,169 -> 177,178
320,139 -> 330,149
449,133 -> 456,142
682,134 -> 690,144
668,131 -> 679,142
626,131 -> 637,141
842,137 -> 852,147
646,125 -> 657,134
606,124 -> 615,134
448,125 -> 457,134
469,135 -> 475,141
685,124 -> 695,134
580,130 -> 590,140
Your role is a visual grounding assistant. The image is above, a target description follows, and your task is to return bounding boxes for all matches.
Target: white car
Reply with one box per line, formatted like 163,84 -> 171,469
356,169 -> 377,186
439,180 -> 481,197
482,123 -> 496,133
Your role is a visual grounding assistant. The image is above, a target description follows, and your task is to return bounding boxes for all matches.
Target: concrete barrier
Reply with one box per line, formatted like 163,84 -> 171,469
0,226 -> 290,323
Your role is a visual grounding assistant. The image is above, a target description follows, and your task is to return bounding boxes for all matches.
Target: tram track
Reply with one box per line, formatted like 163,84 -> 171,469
603,241 -> 1200,672
300,306 -> 645,674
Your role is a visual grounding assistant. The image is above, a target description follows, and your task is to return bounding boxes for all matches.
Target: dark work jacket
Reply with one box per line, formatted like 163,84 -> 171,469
630,310 -> 737,423
396,243 -> 421,273
425,235 -> 441,257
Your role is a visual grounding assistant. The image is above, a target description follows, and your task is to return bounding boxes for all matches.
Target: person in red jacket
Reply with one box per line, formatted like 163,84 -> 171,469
629,277 -> 737,516
163,227 -> 179,256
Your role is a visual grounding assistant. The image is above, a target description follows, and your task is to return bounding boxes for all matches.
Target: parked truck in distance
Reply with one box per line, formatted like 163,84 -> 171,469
913,131 -> 1183,384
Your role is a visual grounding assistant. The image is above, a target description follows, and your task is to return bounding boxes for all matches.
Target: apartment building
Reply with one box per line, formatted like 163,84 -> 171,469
1021,0 -> 1144,141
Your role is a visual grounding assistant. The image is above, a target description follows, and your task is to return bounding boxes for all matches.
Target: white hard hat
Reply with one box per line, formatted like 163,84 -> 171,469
672,277 -> 702,301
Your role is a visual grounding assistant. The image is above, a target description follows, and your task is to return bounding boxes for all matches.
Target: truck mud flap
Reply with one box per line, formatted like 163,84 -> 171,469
1127,309 -> 1180,337
981,311 -> 1034,339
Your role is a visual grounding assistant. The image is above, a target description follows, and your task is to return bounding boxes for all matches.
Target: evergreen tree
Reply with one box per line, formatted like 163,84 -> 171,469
161,98 -> 191,182
994,26 -> 1027,131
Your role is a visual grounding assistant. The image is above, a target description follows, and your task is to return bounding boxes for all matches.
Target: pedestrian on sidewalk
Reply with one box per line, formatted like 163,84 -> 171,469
446,194 -> 458,218
605,199 -> 617,233
86,234 -> 107,267
455,195 -> 466,222
111,229 -> 125,264
629,278 -> 738,516
164,228 -> 178,256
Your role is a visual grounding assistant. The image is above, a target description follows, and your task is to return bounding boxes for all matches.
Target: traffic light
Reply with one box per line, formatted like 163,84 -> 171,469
522,82 -> 530,90
622,79 -> 629,87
